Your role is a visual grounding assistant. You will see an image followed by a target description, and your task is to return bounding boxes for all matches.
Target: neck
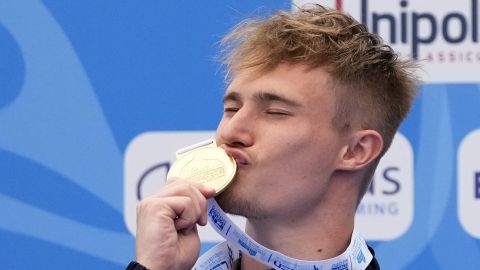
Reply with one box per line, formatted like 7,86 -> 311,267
240,174 -> 359,270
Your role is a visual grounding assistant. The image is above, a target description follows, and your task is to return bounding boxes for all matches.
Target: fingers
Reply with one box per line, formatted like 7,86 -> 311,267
140,179 -> 216,228
161,178 -> 216,226
158,196 -> 203,231
196,183 -> 217,199
135,178 -> 214,270
166,177 -> 217,198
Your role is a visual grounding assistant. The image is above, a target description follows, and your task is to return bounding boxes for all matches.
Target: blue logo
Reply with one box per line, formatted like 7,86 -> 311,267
208,205 -> 226,230
273,260 -> 296,270
238,239 -> 257,256
331,259 -> 349,270
357,250 -> 366,264
227,244 -> 234,266
475,172 -> 480,199
136,162 -> 170,200
361,0 -> 479,58
367,167 -> 401,196
208,261 -> 228,270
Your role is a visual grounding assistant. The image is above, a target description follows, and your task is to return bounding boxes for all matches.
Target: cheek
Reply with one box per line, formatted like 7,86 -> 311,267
271,136 -> 338,178
260,141 -> 321,178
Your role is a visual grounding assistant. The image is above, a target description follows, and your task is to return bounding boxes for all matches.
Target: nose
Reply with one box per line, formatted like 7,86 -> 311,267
216,108 -> 254,148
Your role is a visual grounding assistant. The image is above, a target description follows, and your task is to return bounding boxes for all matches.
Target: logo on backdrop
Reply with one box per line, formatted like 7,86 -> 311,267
355,133 -> 414,240
124,131 -> 414,240
458,129 -> 480,239
476,172 -> 480,199
293,0 -> 480,82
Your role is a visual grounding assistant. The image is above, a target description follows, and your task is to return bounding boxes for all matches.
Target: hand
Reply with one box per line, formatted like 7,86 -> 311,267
135,178 -> 216,270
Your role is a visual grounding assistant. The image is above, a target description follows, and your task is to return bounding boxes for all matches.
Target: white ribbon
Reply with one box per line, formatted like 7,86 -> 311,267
193,198 -> 373,270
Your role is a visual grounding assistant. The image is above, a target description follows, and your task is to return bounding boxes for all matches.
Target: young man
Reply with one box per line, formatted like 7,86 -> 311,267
131,5 -> 418,270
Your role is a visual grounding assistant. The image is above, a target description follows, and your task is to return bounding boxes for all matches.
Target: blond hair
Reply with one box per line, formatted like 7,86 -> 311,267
220,5 -> 418,158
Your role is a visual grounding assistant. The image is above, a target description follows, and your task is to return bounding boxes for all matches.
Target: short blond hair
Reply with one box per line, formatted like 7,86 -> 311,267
220,5 -> 418,158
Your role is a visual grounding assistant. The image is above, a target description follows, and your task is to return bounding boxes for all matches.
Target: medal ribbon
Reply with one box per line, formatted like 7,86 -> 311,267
193,198 -> 373,270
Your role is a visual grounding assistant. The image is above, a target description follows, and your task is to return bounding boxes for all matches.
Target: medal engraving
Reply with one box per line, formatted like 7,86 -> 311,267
167,140 -> 236,194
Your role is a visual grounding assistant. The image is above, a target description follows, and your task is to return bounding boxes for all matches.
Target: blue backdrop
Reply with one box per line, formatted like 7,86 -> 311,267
0,1 -> 479,269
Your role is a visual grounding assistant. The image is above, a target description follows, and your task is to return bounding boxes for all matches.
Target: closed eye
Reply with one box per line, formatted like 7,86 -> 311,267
224,107 -> 239,112
265,109 -> 291,116
223,107 -> 239,116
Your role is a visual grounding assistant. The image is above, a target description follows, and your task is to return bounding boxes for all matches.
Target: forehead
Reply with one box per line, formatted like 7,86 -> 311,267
225,63 -> 336,107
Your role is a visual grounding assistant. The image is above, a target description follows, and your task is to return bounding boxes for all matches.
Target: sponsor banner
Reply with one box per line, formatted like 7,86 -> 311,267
293,0 -> 480,83
124,131 -> 413,241
355,133 -> 414,240
458,129 -> 480,238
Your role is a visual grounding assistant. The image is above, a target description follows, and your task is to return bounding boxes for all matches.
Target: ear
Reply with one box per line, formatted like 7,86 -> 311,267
336,130 -> 384,171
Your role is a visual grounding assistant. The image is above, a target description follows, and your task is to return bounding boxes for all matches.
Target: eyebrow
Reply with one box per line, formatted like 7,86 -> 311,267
223,90 -> 301,107
223,92 -> 241,103
255,91 -> 301,107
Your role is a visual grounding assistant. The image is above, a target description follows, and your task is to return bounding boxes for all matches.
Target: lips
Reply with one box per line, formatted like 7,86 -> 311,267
222,147 -> 250,166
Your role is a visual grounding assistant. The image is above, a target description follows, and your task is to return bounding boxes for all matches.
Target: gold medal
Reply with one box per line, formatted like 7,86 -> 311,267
167,139 -> 237,195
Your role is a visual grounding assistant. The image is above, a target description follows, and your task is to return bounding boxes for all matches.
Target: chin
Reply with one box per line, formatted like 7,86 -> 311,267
215,187 -> 244,214
215,187 -> 267,219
